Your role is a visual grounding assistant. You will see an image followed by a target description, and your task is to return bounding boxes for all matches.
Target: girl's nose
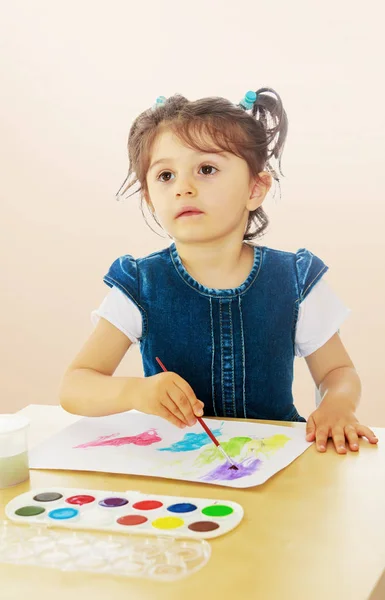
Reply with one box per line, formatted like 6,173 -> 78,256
176,183 -> 196,197
176,189 -> 194,196
175,175 -> 196,197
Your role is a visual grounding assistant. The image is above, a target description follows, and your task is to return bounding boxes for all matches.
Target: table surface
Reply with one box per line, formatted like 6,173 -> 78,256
1,404 -> 385,600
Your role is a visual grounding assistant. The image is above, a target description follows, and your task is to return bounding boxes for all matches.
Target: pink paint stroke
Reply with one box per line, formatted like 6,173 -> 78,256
73,428 -> 162,449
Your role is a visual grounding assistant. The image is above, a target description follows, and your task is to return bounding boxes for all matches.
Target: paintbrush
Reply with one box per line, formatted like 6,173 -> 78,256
155,356 -> 238,470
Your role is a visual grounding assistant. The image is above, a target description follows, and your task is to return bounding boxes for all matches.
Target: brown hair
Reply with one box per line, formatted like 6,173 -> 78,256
116,87 -> 288,241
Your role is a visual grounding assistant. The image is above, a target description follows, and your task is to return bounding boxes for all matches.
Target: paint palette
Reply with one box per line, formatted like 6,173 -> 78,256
0,520 -> 211,581
5,487 -> 244,540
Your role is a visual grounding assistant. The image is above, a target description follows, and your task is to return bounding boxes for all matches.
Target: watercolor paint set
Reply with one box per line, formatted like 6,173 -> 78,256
0,520 -> 211,581
5,487 -> 244,540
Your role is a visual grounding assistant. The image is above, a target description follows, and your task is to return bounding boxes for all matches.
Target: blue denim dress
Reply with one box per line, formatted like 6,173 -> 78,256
103,243 -> 327,422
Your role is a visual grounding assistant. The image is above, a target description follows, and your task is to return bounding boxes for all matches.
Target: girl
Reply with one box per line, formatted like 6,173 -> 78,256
59,87 -> 378,454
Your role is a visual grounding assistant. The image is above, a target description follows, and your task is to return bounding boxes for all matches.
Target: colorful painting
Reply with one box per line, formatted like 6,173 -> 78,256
29,412 -> 312,488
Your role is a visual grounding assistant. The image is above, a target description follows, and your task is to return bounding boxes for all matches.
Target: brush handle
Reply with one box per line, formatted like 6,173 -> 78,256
196,416 -> 219,447
155,358 -> 219,444
197,417 -> 236,467
155,356 -> 237,468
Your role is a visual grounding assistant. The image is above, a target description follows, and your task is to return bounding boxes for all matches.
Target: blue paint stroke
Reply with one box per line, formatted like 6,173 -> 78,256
158,427 -> 223,453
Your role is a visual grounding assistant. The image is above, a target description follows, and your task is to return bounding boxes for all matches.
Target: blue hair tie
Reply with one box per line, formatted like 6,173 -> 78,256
152,91 -> 258,111
152,95 -> 167,109
239,90 -> 257,110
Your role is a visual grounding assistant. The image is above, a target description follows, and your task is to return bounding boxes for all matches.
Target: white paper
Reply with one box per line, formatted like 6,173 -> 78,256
29,412 -> 312,488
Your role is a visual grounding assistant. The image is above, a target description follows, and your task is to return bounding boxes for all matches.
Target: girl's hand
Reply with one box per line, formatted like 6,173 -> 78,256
133,372 -> 204,429
306,403 -> 378,453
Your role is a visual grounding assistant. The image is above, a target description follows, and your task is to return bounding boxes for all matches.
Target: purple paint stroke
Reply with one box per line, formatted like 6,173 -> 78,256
200,456 -> 262,482
73,428 -> 162,449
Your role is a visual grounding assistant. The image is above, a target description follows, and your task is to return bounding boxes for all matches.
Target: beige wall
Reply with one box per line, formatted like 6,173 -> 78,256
1,1 -> 384,427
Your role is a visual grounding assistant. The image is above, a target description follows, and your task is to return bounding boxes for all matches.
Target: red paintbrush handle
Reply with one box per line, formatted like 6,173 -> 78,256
196,416 -> 220,447
155,357 -> 220,447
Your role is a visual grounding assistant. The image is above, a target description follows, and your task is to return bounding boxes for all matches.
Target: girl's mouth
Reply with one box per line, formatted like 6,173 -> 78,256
176,205 -> 204,218
177,211 -> 204,218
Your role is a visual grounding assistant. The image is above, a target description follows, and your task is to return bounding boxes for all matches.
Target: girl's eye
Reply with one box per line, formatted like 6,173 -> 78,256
199,165 -> 218,176
157,165 -> 218,182
157,171 -> 174,182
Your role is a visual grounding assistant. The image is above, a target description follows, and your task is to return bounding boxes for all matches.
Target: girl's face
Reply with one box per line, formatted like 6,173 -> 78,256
144,128 -> 272,244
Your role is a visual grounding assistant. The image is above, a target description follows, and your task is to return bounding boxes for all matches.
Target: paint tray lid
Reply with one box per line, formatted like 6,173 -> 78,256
0,520 -> 211,581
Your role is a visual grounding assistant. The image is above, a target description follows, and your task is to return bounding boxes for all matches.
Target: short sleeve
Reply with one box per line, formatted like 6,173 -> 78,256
91,285 -> 142,344
104,255 -> 139,305
102,255 -> 148,338
294,278 -> 351,357
295,248 -> 328,302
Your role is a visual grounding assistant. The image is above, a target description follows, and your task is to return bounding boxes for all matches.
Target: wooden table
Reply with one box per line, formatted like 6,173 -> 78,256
1,404 -> 385,600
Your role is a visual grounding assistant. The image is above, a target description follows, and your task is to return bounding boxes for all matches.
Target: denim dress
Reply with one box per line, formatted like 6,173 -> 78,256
103,243 -> 327,422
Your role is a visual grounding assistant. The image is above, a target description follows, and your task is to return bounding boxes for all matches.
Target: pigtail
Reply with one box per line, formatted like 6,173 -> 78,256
250,87 -> 288,181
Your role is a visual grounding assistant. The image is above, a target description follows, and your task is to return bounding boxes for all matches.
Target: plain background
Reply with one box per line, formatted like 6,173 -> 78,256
1,0 -> 384,427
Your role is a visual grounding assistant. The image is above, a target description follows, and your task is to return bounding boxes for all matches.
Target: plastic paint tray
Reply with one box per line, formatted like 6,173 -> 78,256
5,487 -> 244,539
0,519 -> 210,581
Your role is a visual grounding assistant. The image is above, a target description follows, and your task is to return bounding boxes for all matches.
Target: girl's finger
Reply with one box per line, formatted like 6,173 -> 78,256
331,426 -> 347,454
344,424 -> 359,451
315,427 -> 329,452
306,415 -> 316,441
355,425 -> 379,444
160,408 -> 186,429
174,376 -> 204,417
169,384 -> 197,426
162,396 -> 188,427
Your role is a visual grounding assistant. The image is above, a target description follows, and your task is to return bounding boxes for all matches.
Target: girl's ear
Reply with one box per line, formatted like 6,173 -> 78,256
247,171 -> 272,211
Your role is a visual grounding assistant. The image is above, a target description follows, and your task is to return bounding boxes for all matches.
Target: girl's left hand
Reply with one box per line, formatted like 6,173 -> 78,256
306,404 -> 378,453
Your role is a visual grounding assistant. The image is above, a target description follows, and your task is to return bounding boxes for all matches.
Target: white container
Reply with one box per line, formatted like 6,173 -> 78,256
0,414 -> 30,489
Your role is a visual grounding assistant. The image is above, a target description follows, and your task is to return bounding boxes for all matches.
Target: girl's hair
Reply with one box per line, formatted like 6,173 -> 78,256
116,87 -> 288,241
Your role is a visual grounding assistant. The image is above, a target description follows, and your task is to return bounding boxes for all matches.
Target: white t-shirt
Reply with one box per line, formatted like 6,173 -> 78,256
91,278 -> 351,358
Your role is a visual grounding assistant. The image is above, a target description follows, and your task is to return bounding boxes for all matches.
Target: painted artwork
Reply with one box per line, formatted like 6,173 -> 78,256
29,411 -> 312,488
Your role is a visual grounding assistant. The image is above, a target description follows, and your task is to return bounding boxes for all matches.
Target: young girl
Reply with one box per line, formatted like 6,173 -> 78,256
59,87 -> 378,455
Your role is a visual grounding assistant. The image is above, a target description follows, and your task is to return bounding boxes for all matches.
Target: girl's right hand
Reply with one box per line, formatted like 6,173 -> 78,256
133,372 -> 205,428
